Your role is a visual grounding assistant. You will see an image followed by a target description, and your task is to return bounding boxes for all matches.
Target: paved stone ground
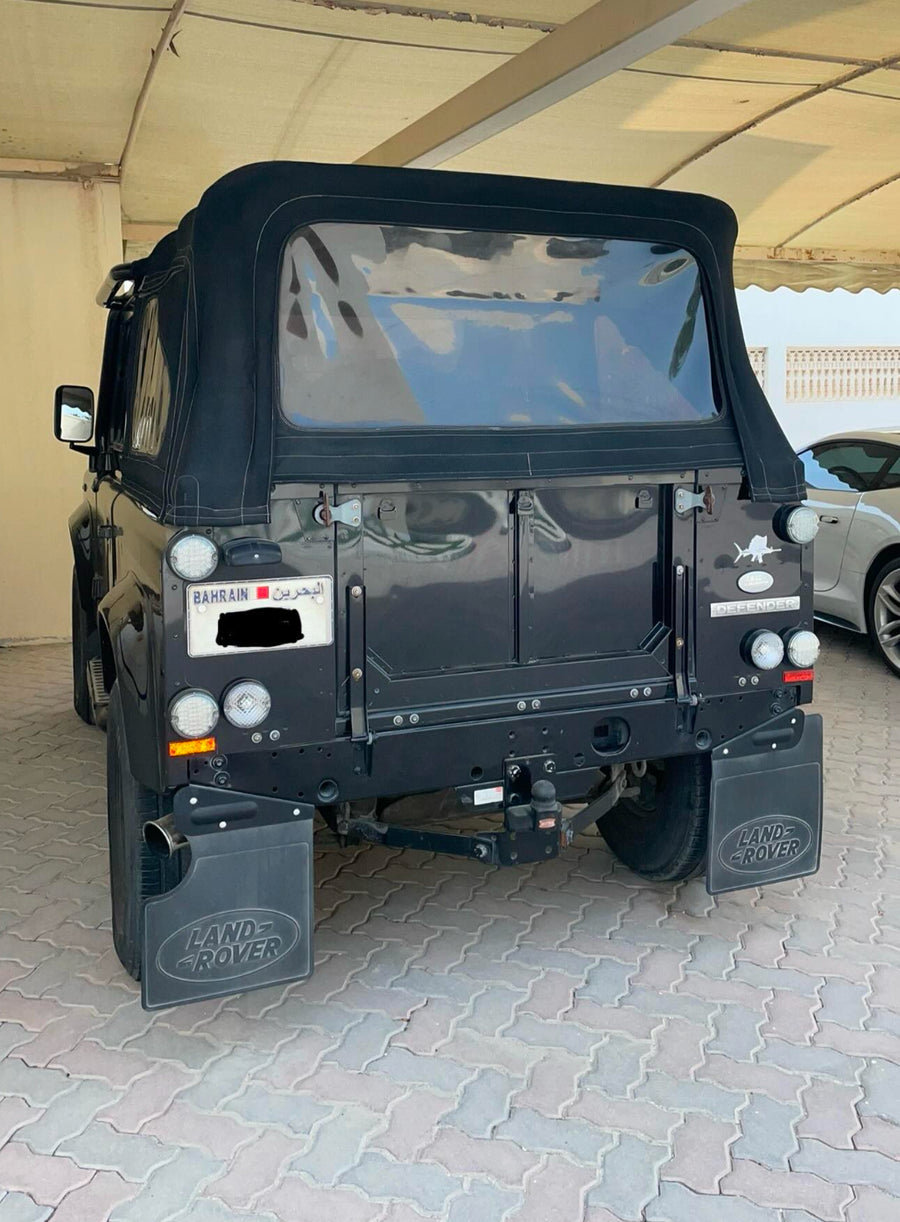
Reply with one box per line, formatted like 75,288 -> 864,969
0,630 -> 899,1222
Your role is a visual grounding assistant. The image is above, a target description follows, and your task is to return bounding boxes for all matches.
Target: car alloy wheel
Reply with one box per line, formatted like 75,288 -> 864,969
873,567 -> 900,671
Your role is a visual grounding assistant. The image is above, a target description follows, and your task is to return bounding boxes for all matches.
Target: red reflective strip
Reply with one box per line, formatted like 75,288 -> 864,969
256,585 -> 269,599
782,668 -> 814,683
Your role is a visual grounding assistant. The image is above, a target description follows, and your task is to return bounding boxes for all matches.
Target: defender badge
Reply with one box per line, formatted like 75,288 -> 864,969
733,534 -> 781,565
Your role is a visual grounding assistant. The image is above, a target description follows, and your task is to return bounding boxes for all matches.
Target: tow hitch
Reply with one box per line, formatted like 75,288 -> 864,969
141,787 -> 315,1010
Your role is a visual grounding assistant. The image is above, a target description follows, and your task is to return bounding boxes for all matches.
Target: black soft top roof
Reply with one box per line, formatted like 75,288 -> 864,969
125,161 -> 804,526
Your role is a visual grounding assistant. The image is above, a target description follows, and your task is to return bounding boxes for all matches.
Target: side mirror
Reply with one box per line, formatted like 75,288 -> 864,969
54,385 -> 95,445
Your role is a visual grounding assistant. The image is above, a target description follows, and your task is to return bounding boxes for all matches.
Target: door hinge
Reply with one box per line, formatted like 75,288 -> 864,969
515,491 -> 534,515
97,523 -> 123,540
674,485 -> 715,516
313,492 -> 361,528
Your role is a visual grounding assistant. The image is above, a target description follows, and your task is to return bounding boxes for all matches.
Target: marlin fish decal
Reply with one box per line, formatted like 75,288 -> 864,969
734,535 -> 782,565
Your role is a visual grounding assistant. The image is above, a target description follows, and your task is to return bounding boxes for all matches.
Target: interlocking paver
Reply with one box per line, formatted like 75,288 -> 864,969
14,1078 -> 120,1154
368,1090 -> 456,1161
0,1144 -> 93,1206
0,1194 -> 52,1222
588,1133 -> 669,1219
207,1130 -> 300,1209
797,1079 -> 863,1148
513,1051 -> 586,1116
731,1093 -> 802,1169
290,1105 -> 384,1185
506,1156 -> 596,1222
96,1062 -> 197,1132
442,1066 -> 522,1138
722,1157 -> 853,1220
496,1107 -> 615,1162
420,1128 -> 541,1186
108,1147 -> 223,1222
48,1170 -> 139,1222
256,1176 -> 381,1222
792,1136 -> 900,1196
2,631 -> 900,1221
58,1119 -> 177,1181
341,1151 -> 463,1213
661,1113 -> 737,1192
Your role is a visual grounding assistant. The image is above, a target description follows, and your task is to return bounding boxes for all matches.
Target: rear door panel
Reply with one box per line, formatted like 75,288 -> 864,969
522,486 -> 660,662
350,478 -> 674,723
363,490 -> 513,676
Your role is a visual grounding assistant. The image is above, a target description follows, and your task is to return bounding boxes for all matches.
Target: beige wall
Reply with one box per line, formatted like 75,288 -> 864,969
0,177 -> 122,642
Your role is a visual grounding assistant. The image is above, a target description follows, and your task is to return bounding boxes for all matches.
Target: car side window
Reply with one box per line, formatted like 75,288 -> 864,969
877,449 -> 900,490
800,442 -> 894,493
129,297 -> 171,458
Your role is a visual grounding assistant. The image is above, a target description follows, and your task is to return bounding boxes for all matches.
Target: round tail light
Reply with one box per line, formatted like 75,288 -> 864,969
744,629 -> 785,671
785,629 -> 820,668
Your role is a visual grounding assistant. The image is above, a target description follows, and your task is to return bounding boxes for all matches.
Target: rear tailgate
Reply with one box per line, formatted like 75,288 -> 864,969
336,477 -> 680,732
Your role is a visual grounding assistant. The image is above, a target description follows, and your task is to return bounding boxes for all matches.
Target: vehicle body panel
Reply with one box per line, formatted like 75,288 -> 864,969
800,431 -> 900,632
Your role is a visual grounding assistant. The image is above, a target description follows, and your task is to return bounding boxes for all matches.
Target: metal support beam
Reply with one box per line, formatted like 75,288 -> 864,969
119,0 -> 189,183
356,0 -> 749,169
0,158 -> 118,184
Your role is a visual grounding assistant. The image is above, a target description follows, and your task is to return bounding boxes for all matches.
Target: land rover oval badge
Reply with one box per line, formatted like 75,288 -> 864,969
737,570 -> 774,594
157,908 -> 301,982
718,815 -> 812,877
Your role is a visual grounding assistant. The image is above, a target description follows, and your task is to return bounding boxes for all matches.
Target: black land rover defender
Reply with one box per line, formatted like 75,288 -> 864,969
55,162 -> 823,1010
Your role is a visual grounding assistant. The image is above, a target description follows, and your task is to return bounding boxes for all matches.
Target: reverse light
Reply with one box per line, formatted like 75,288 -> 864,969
222,680 -> 271,729
780,506 -> 820,545
744,629 -> 785,671
169,534 -> 219,581
169,689 -> 219,738
785,629 -> 820,668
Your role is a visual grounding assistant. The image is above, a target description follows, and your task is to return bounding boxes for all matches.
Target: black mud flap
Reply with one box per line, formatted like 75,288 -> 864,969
142,787 -> 315,1010
707,710 -> 823,895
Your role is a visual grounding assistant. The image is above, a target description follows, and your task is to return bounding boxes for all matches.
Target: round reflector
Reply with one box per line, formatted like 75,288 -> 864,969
784,506 -> 819,545
169,534 -> 218,581
169,689 -> 219,738
222,680 -> 271,729
785,629 -> 820,668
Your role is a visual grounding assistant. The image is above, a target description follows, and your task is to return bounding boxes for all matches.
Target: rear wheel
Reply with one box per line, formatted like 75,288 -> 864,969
867,557 -> 900,678
71,570 -> 93,725
598,754 -> 710,882
107,683 -> 181,979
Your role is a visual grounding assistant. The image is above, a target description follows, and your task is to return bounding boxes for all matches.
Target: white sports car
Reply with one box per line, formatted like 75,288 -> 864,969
798,430 -> 900,675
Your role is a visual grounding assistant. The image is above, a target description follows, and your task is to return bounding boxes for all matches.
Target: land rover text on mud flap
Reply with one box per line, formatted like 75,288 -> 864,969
55,162 -> 824,1010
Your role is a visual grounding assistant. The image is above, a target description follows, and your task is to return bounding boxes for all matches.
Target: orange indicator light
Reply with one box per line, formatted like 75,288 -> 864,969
168,737 -> 217,757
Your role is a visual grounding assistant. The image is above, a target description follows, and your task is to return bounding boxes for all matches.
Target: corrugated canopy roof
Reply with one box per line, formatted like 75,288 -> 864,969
3,0 -> 899,291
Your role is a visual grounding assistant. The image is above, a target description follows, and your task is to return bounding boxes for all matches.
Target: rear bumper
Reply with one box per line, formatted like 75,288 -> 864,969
181,684 -> 809,807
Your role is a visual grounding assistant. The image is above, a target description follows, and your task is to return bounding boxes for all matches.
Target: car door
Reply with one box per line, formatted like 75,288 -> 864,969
799,441 -> 896,591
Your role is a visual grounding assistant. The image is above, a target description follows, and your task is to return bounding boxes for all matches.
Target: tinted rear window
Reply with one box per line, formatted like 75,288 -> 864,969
278,223 -> 717,429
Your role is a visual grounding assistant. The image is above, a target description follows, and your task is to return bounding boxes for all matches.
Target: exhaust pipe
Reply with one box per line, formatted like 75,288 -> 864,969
143,813 -> 188,858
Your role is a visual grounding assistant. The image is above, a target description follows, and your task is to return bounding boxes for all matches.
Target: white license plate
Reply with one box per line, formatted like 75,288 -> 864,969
186,576 -> 334,658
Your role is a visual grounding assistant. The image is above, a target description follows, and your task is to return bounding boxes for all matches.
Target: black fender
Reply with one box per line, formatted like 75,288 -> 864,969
99,574 -> 165,792
68,501 -> 97,620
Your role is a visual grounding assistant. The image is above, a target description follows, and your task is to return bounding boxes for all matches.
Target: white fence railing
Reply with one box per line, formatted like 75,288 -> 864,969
785,346 -> 900,402
747,346 -> 768,391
